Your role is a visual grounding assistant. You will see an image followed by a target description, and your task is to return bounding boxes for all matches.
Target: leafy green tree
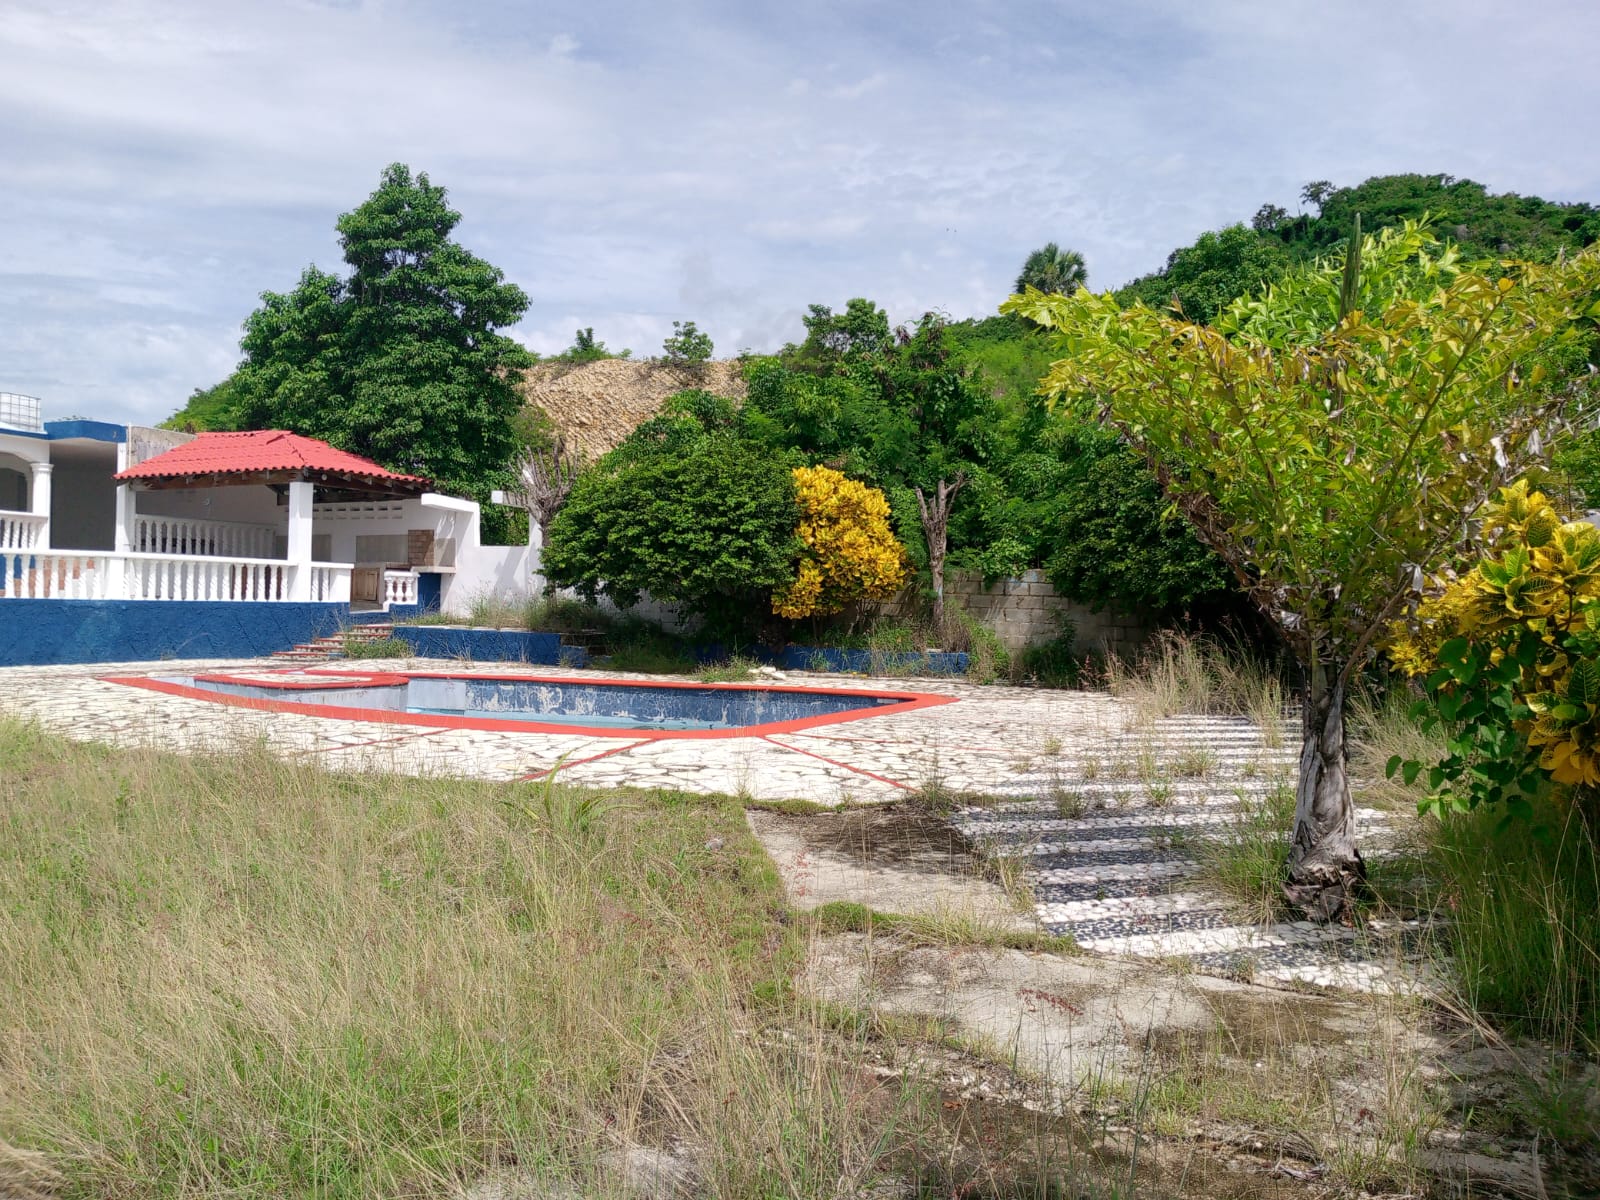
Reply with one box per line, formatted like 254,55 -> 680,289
662,319 -> 713,366
559,327 -> 629,363
1038,426 -> 1236,619
162,377 -> 244,432
1116,224 -> 1290,323
1252,204 -> 1290,234
1007,222 -> 1600,920
796,299 -> 893,360
231,164 -> 532,499
1300,180 -> 1335,213
543,406 -> 799,635
1015,242 -> 1088,296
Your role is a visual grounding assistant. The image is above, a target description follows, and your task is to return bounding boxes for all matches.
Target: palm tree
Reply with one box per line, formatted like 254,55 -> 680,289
1014,243 -> 1088,296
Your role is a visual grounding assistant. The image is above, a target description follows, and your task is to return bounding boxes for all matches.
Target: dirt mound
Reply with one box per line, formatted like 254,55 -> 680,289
517,359 -> 746,461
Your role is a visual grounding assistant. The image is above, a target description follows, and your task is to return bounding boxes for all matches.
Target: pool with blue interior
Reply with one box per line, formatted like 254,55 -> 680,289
159,671 -> 919,734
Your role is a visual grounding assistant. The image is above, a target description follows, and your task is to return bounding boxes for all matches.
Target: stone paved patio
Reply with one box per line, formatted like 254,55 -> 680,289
0,655 -> 1425,993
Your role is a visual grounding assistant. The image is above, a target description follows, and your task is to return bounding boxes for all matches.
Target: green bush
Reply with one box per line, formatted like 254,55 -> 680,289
1014,623 -> 1079,688
543,433 -> 800,640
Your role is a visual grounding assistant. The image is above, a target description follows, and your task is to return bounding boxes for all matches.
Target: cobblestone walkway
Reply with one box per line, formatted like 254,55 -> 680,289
953,713 -> 1430,993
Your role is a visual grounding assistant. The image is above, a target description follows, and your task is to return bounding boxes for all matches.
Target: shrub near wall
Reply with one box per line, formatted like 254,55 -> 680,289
391,626 -> 580,666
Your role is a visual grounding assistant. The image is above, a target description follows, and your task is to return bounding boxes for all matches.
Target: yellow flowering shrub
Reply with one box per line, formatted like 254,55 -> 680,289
772,466 -> 908,619
1388,480 -> 1600,803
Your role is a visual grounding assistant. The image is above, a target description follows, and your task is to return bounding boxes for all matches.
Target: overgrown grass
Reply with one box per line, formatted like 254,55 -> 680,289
339,633 -> 411,659
1107,630 -> 1287,743
1347,683 -> 1447,811
1191,783 -> 1297,924
694,654 -> 764,683
1427,798 -> 1600,1050
0,721 -> 933,1198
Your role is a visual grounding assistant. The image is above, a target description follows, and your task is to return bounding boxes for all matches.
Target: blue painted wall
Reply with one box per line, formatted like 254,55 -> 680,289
391,625 -> 580,666
0,600 -> 348,666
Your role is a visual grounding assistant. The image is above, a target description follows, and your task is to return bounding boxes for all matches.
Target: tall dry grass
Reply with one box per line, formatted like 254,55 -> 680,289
0,721 -> 934,1198
1106,630 -> 1287,745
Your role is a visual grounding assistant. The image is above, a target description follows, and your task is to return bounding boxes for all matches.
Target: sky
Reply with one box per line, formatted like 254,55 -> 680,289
2,0 -> 1598,428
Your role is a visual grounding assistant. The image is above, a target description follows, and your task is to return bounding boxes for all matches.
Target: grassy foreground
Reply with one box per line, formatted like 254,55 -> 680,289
0,722 -> 927,1198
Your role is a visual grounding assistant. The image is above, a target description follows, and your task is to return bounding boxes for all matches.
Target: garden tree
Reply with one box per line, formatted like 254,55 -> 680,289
506,434 -> 581,545
1115,224 -> 1290,324
1006,221 -> 1600,920
751,310 -> 1003,618
1015,242 -> 1088,296
882,314 -> 1006,625
232,164 -> 532,500
542,406 -> 799,636
772,466 -> 908,619
914,474 -> 966,627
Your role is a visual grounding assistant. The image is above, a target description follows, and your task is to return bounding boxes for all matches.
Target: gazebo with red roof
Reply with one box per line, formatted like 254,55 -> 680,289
114,430 -> 430,498
110,430 -> 441,605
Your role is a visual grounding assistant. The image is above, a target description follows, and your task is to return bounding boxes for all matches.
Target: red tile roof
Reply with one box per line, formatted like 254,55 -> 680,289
115,430 -> 430,488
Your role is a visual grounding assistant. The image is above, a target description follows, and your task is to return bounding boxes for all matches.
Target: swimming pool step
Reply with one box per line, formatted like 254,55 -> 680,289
269,625 -> 397,663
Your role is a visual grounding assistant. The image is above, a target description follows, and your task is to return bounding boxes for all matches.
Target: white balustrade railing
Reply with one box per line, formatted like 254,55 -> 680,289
0,511 -> 47,551
0,552 -> 106,599
381,569 -> 419,609
134,515 -> 278,559
0,551 -> 360,605
123,553 -> 287,602
310,564 -> 353,603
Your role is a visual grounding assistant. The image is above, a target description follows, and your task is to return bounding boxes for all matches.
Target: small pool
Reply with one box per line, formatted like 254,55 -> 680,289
107,669 -> 955,738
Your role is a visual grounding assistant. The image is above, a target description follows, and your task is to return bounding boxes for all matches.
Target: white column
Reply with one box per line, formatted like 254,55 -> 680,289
286,480 -> 314,601
30,461 -> 51,550
107,481 -> 136,599
114,483 -> 136,552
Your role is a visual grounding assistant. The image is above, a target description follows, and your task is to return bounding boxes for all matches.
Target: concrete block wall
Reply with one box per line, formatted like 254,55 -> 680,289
887,569 -> 1152,659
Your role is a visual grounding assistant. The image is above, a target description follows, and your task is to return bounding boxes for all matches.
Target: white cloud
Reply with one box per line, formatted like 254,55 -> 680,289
0,0 -> 1596,426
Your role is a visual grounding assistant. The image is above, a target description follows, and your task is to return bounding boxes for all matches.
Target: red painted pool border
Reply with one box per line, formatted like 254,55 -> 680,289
101,667 -> 958,739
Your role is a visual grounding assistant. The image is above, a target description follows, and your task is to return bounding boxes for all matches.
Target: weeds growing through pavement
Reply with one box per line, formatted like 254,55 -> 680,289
1191,783 -> 1297,925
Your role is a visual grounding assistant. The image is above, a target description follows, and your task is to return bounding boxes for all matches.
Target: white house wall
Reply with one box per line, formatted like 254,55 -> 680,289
440,544 -> 534,616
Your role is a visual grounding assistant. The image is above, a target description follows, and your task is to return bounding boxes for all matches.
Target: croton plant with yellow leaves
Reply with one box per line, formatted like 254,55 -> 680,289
1389,479 -> 1600,815
772,465 -> 908,620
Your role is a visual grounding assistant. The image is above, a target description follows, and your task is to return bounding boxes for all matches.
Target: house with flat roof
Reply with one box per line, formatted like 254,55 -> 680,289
0,392 -> 536,664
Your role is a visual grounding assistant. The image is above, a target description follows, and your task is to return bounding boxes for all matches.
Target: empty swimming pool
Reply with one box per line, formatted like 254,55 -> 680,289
108,668 -> 956,738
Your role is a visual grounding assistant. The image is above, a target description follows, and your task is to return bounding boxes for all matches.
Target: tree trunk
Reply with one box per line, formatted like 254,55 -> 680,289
915,476 -> 966,634
1283,664 -> 1365,921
